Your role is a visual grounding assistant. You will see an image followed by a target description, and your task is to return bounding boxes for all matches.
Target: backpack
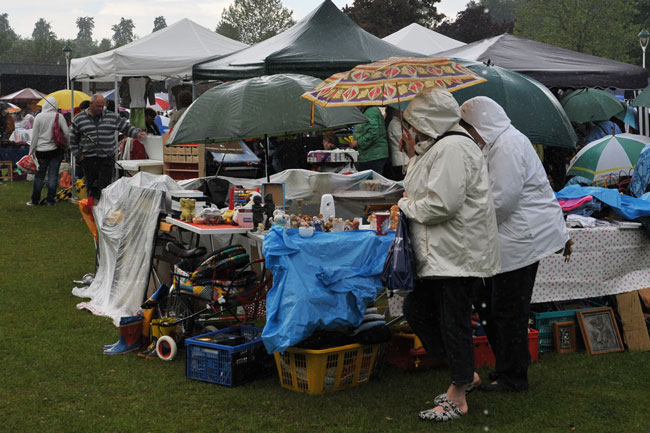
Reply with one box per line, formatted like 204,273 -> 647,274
52,113 -> 66,148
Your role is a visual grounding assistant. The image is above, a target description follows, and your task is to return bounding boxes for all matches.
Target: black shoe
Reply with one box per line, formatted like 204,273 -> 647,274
488,371 -> 500,381
478,381 -> 519,392
45,201 -> 55,206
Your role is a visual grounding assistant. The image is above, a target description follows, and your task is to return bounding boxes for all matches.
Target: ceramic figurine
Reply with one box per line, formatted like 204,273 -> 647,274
263,194 -> 275,230
290,214 -> 299,228
252,195 -> 264,232
390,204 -> 400,230
179,198 -> 195,223
296,198 -> 304,216
273,209 -> 288,227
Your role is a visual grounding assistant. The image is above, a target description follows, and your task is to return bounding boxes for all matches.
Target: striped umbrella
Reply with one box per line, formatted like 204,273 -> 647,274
567,133 -> 650,182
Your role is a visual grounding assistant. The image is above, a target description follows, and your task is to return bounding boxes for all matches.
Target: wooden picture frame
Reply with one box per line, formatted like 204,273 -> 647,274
576,307 -> 624,355
553,321 -> 577,354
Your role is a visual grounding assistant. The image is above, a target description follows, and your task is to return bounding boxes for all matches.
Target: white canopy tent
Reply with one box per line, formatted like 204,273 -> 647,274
382,23 -> 464,55
70,18 -> 247,82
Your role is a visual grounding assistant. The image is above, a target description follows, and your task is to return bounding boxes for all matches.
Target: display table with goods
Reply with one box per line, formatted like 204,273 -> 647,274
307,148 -> 358,173
211,168 -> 404,221
259,210 -> 397,393
532,226 -> 650,303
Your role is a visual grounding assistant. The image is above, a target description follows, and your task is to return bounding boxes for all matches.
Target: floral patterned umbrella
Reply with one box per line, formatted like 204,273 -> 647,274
302,57 -> 486,107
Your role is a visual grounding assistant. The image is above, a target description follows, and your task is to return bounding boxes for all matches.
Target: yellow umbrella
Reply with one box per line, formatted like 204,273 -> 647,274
37,90 -> 90,111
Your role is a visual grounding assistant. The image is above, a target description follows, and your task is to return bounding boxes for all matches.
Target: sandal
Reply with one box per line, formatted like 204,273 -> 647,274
419,396 -> 465,422
433,379 -> 481,405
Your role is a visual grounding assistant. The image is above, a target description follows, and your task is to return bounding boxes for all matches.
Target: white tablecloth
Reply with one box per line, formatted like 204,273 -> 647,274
532,227 -> 650,303
9,128 -> 31,143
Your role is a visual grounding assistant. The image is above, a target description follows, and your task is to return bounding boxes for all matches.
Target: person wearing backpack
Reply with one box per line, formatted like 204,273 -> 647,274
27,96 -> 69,206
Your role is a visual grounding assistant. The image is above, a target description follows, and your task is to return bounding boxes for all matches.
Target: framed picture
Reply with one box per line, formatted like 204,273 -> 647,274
576,307 -> 624,355
553,321 -> 577,354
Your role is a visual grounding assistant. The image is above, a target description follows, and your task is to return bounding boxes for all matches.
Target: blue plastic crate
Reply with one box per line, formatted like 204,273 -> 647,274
532,308 -> 594,353
186,326 -> 270,386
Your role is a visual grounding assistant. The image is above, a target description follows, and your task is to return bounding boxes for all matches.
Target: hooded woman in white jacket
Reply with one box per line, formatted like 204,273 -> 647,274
27,96 -> 70,206
460,96 -> 569,392
398,87 -> 500,422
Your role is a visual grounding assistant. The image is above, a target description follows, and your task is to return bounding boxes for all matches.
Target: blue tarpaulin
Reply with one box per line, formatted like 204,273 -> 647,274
261,225 -> 394,353
556,185 -> 650,220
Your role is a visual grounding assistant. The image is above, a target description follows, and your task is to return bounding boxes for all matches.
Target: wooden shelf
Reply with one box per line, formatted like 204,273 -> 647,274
163,143 -> 205,180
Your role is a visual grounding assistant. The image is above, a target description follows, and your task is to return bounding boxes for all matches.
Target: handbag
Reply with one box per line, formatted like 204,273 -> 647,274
52,113 -> 67,148
381,210 -> 416,292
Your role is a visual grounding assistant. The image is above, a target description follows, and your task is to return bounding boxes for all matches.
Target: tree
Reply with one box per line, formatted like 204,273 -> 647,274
30,18 -> 64,63
467,0 -> 516,24
215,22 -> 241,41
76,17 -> 94,42
343,0 -> 444,38
436,4 -> 513,43
216,0 -> 295,44
96,38 -> 112,53
112,17 -> 136,47
75,17 -> 96,57
634,0 -> 650,28
513,0 -> 636,62
153,16 -> 167,32
32,18 -> 55,41
0,13 -> 19,61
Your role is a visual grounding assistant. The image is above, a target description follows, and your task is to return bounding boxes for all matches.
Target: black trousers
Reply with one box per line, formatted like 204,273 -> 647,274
80,157 -> 113,201
474,262 -> 539,390
403,277 -> 476,386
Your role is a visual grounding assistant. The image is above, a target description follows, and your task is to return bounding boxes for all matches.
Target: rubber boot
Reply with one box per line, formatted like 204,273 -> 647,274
139,284 -> 170,345
103,316 -> 143,355
137,340 -> 158,359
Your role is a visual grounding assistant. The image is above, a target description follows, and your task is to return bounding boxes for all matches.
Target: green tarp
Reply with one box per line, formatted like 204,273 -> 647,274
192,0 -> 421,81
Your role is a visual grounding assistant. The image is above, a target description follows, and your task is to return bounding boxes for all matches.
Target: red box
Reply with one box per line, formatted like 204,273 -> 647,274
388,329 -> 539,371
474,329 -> 539,368
387,333 -> 438,371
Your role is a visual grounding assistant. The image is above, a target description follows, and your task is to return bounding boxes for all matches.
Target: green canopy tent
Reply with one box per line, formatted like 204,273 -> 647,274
192,0 -> 422,81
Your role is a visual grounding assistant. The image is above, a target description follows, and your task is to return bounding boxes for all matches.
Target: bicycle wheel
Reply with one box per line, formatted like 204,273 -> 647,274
163,290 -> 195,338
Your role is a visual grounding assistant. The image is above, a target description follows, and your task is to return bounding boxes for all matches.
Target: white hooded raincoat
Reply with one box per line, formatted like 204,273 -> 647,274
398,88 -> 500,278
460,96 -> 569,273
29,96 -> 70,155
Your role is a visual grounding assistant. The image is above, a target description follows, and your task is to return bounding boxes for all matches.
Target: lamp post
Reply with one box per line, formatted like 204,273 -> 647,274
639,29 -> 650,69
62,45 -> 72,90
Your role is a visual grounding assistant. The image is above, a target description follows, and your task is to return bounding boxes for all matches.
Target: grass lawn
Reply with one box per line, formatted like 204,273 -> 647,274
1,180 -> 649,433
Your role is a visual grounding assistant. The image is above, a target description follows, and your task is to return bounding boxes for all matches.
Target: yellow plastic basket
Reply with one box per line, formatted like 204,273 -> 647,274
273,342 -> 387,395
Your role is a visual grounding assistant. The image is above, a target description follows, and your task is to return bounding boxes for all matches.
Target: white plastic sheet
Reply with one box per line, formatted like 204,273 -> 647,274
73,173 -> 179,325
186,169 -> 405,220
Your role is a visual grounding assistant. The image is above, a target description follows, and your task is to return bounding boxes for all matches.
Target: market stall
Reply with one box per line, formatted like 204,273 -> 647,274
532,226 -> 650,303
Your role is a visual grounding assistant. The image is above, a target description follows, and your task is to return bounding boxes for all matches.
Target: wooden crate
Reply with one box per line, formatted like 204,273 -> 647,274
163,143 -> 205,180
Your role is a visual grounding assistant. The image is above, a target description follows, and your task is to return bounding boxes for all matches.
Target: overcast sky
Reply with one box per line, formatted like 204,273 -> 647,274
3,0 -> 468,42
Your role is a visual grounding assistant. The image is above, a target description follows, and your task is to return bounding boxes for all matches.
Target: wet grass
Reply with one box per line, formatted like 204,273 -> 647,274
1,180 -> 649,433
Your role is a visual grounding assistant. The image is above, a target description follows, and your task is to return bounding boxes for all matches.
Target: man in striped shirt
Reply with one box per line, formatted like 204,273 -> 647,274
70,94 -> 146,204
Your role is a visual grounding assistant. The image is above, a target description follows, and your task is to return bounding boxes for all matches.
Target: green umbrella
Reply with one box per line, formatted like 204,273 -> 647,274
631,86 -> 650,108
567,133 -> 650,181
168,74 -> 368,145
449,59 -> 577,149
560,88 -> 626,124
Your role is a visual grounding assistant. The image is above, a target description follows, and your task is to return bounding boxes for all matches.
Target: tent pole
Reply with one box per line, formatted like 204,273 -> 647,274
265,135 -> 270,182
114,76 -> 119,181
